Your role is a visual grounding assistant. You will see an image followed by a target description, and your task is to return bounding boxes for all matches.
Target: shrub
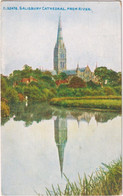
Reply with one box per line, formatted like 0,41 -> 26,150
1,76 -> 8,98
42,88 -> 55,100
5,88 -> 19,104
23,86 -> 45,102
46,158 -> 122,196
15,86 -> 24,94
59,72 -> 68,80
18,93 -> 25,102
103,86 -> 116,96
87,80 -> 100,88
113,86 -> 122,95
68,76 -> 86,88
1,101 -> 10,117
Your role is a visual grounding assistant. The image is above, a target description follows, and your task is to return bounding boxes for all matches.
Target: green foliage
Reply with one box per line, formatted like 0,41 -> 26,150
57,87 -> 106,97
87,80 -> 100,88
94,67 -> 120,86
1,76 -> 8,98
23,64 -> 32,70
57,84 -> 68,90
15,86 -> 24,94
113,86 -> 122,95
69,76 -> 86,88
12,70 -> 22,82
21,69 -> 32,78
43,71 -> 52,76
103,86 -> 116,96
1,66 -> 121,107
42,88 -> 55,100
5,88 -> 19,104
23,86 -> 46,102
33,69 -> 43,79
46,158 -> 122,195
1,101 -> 10,117
41,75 -> 52,82
59,72 -> 68,80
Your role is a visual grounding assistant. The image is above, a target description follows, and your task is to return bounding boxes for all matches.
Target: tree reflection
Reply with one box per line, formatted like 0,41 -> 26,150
1,103 -> 121,127
1,103 -> 121,177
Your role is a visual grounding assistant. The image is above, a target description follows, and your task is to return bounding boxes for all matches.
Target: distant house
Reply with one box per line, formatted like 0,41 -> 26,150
13,76 -> 37,87
56,78 -> 69,86
20,76 -> 37,84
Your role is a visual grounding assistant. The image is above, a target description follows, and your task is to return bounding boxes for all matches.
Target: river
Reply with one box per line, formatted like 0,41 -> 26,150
1,103 -> 121,195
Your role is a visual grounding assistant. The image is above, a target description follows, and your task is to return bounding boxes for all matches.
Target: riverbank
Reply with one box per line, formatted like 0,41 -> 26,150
50,96 -> 122,111
46,157 -> 122,195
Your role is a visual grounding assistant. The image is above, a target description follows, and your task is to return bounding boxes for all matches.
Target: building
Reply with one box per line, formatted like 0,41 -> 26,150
76,64 -> 94,82
20,76 -> 37,84
53,16 -> 97,82
54,16 -> 67,74
62,64 -> 94,82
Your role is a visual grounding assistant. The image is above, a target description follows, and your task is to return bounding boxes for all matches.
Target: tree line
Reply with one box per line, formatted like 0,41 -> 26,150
1,65 -> 121,117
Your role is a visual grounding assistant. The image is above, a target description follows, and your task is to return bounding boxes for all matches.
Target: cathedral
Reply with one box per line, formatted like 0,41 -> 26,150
53,16 -> 94,82
54,15 -> 67,74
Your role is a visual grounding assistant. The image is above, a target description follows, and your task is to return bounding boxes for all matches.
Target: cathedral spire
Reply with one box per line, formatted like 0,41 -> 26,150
54,15 -> 67,74
57,15 -> 63,42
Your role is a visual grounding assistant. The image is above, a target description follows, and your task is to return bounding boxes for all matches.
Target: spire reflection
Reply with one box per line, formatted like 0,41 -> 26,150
54,117 -> 67,177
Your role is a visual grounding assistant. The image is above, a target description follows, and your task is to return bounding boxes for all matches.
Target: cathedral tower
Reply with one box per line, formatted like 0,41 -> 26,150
54,16 -> 67,74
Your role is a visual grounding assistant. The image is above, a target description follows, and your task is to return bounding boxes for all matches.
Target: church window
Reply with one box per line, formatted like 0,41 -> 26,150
60,62 -> 65,68
60,53 -> 64,58
60,62 -> 63,68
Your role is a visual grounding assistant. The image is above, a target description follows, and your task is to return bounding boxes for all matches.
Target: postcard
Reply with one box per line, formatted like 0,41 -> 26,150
1,1 -> 122,195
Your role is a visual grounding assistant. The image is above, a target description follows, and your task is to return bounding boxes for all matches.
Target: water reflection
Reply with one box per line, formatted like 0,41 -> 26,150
1,103 -> 121,176
1,103 -> 121,194
1,103 -> 121,126
55,117 -> 67,176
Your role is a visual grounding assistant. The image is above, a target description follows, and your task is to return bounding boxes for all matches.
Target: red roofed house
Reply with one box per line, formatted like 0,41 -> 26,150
21,76 -> 37,84
55,78 -> 69,86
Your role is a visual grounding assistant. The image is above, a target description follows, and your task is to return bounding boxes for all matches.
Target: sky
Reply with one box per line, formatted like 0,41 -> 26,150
1,1 -> 121,75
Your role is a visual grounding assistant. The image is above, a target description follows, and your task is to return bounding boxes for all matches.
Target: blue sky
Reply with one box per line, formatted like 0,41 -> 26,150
1,1 -> 121,75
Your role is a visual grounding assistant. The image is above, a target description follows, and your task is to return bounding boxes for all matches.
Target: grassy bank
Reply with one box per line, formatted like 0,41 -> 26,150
46,158 -> 122,196
50,96 -> 122,111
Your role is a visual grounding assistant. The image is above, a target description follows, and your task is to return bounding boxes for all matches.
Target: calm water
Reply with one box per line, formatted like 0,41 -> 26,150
1,103 -> 121,195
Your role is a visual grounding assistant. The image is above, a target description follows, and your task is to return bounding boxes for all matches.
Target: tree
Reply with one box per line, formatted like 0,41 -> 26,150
12,70 -> 22,82
33,69 -> 43,79
43,71 -> 52,76
23,64 -> 32,70
41,75 -> 56,87
68,76 -> 86,88
1,76 -> 8,98
103,86 -> 116,95
94,67 -> 120,86
59,72 -> 68,80
87,80 -> 100,88
23,86 -> 46,102
5,88 -> 19,104
1,101 -> 10,117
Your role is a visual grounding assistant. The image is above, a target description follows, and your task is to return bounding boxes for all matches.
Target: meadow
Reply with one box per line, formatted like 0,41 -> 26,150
50,96 -> 122,111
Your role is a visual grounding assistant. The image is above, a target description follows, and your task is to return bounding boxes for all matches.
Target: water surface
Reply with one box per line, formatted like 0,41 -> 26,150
1,103 -> 121,195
